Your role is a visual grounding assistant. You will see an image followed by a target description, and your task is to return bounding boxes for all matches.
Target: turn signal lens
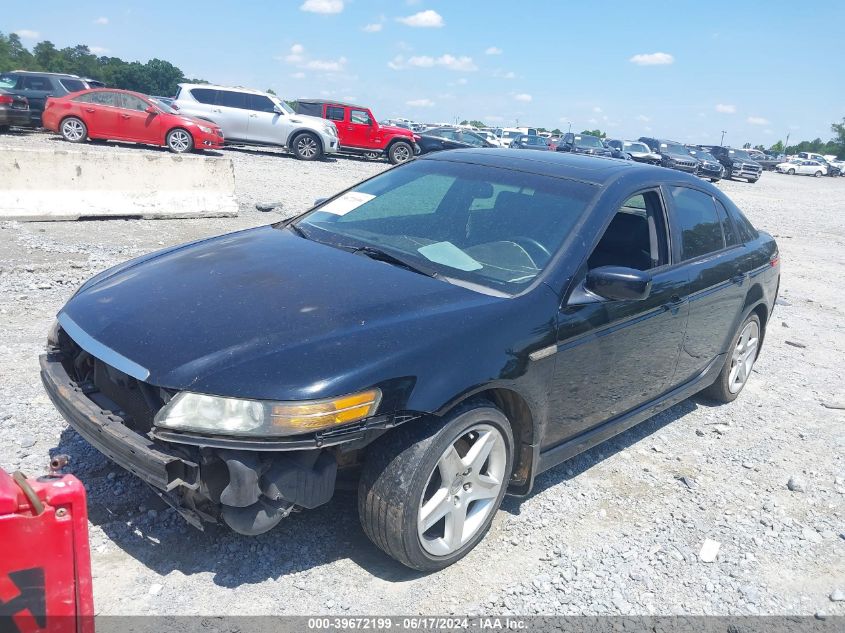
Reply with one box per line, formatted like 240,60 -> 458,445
270,390 -> 381,431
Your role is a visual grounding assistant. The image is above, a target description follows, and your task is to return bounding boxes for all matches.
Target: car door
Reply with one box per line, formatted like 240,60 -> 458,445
245,93 -> 285,144
344,108 -> 374,149
18,75 -> 55,121
115,93 -> 160,143
72,91 -> 122,138
545,189 -> 691,446
214,90 -> 250,141
666,185 -> 749,385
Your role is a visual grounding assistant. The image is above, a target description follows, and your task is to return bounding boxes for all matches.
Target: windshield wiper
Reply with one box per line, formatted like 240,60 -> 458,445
353,246 -> 442,279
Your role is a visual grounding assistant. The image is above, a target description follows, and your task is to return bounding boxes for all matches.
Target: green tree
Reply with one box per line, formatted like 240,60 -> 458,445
581,129 -> 606,138
551,128 -> 562,135
266,88 -> 276,95
769,140 -> 784,154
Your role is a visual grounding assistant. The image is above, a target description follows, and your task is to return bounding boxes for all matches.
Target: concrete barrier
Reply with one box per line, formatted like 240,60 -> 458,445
0,146 -> 238,221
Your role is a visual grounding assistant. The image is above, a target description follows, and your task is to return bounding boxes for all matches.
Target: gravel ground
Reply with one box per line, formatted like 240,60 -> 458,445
1,130 -> 843,617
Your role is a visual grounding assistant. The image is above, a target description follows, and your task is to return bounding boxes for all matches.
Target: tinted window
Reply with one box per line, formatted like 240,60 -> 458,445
350,109 -> 371,125
74,91 -> 119,106
120,93 -> 149,111
460,131 -> 487,147
247,94 -> 276,113
714,200 -> 738,247
22,76 -> 52,91
217,90 -> 248,109
573,135 -> 603,148
669,186 -> 725,260
721,198 -> 758,242
190,88 -> 217,104
326,106 -> 345,121
298,160 -> 597,294
589,191 -> 668,271
60,79 -> 86,93
0,74 -> 18,89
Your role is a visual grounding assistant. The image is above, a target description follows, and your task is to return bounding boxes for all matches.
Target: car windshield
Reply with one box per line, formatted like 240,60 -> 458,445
661,142 -> 690,155
523,136 -> 548,146
573,135 -> 603,148
623,142 -> 650,153
729,149 -> 752,160
294,159 -> 597,294
689,149 -> 717,161
150,98 -> 178,114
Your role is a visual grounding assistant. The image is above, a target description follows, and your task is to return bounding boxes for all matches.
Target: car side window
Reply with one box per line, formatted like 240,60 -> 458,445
60,79 -> 86,93
120,94 -> 149,111
247,94 -> 276,113
22,76 -> 52,91
669,186 -> 725,260
461,132 -> 486,147
326,106 -> 345,121
588,191 -> 669,271
75,91 -> 118,106
0,74 -> 18,89
714,199 -> 738,247
350,109 -> 371,125
190,88 -> 217,105
217,90 -> 247,109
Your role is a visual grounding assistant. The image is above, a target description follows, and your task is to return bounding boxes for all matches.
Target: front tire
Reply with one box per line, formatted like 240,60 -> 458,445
814,170 -> 822,178
291,132 -> 321,160
701,313 -> 761,403
60,117 -> 87,143
166,128 -> 194,153
388,141 -> 413,165
358,402 -> 513,571
787,168 -> 796,175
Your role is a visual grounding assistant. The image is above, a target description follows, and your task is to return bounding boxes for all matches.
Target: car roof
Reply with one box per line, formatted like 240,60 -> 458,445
8,70 -> 84,78
419,147 -> 689,186
297,98 -> 367,110
70,87 -> 149,99
178,83 -> 272,96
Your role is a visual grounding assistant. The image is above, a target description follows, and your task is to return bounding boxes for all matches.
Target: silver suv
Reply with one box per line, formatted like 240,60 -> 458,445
173,84 -> 338,160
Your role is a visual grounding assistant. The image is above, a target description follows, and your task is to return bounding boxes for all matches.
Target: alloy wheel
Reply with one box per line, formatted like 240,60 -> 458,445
62,119 -> 85,142
393,144 -> 411,163
168,130 -> 191,153
297,136 -> 318,159
728,320 -> 759,393
417,423 -> 507,556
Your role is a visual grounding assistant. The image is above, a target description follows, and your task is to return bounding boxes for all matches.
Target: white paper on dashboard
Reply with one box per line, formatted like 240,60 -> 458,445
319,192 -> 376,216
417,241 -> 483,271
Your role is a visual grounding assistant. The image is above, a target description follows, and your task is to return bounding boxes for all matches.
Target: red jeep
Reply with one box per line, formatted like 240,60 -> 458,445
294,100 -> 419,164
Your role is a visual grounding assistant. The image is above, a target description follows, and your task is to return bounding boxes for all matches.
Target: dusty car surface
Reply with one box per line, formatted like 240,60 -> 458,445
41,150 -> 779,571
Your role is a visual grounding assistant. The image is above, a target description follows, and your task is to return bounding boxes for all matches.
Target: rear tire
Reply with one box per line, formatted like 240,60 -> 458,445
814,170 -> 822,178
60,117 -> 87,143
388,141 -> 413,165
358,401 -> 513,571
701,313 -> 761,403
166,128 -> 193,153
291,132 -> 321,160
0,124 -> 9,134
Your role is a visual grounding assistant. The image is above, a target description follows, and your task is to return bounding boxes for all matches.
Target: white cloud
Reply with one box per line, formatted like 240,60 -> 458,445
485,46 -> 502,55
363,23 -> 383,32
89,46 -> 109,55
14,29 -> 39,40
456,78 -> 468,85
397,10 -> 444,28
305,56 -> 347,72
636,114 -> 650,122
94,17 -> 109,25
390,54 -> 477,72
435,54 -> 476,71
284,43 -> 305,63
715,103 -> 736,114
593,106 -> 602,113
387,55 -> 406,70
407,55 -> 435,67
300,0 -> 344,14
406,98 -> 434,107
629,52 -> 674,66
514,93 -> 532,103
747,116 -> 770,125
291,72 -> 306,79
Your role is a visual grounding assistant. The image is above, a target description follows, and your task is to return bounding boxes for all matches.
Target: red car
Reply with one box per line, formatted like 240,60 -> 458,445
42,88 -> 224,153
293,99 -> 419,164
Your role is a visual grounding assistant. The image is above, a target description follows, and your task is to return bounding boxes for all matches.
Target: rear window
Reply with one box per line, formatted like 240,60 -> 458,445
74,91 -> 119,106
60,79 -> 87,93
217,90 -> 247,109
190,88 -> 217,105
22,76 -> 52,91
669,186 -> 725,260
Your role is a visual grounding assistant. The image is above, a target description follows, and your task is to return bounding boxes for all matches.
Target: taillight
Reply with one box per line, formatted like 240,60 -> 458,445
770,252 -> 780,267
0,95 -> 13,105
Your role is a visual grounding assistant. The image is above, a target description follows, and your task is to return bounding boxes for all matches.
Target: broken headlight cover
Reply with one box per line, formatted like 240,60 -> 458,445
153,389 -> 382,437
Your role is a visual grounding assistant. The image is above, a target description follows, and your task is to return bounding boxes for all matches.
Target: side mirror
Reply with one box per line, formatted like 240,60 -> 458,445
586,266 -> 652,301
273,105 -> 283,114
145,105 -> 158,115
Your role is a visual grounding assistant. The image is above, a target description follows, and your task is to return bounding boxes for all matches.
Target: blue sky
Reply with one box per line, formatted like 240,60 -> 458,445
5,1 -> 843,145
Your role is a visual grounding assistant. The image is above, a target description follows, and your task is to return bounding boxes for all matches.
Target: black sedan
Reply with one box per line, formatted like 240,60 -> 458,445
41,150 -> 779,571
510,134 -> 550,151
555,132 -> 613,157
416,126 -> 496,154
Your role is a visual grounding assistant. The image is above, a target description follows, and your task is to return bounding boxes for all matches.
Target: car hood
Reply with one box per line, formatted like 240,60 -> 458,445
59,226 -> 506,400
379,124 -> 414,137
575,146 -> 611,155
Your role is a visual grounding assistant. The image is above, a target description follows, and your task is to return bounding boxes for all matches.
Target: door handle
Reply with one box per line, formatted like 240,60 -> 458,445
121,114 -> 130,119
731,273 -> 746,285
212,108 -> 222,113
85,108 -> 95,113
249,113 -> 257,117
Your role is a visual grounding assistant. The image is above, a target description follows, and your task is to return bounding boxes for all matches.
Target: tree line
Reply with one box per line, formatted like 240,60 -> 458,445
0,31 -> 205,97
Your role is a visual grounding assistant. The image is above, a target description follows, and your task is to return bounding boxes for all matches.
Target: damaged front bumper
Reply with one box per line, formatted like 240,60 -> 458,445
39,350 -> 360,535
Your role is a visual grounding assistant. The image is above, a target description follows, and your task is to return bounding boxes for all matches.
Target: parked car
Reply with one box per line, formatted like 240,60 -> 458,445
702,146 -> 763,183
753,154 -> 782,171
638,137 -> 699,174
775,159 -> 827,177
510,134 -> 550,150
41,149 -> 779,571
173,84 -> 338,161
556,132 -> 613,157
294,100 -> 418,164
606,140 -> 660,164
686,146 -> 725,182
828,159 -> 845,176
42,88 -> 224,153
474,129 -> 502,147
0,88 -> 30,132
416,126 -> 496,154
0,71 -> 89,126
496,127 -> 537,147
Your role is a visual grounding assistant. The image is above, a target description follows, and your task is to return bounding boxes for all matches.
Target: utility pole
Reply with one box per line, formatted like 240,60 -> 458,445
785,133 -> 790,156
720,130 -> 727,146
567,121 -> 572,133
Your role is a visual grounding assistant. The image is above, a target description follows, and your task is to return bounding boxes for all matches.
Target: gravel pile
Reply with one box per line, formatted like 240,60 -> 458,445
0,130 -> 842,616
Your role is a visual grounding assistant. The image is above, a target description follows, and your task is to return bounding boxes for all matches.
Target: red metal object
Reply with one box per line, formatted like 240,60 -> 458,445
0,466 -> 94,633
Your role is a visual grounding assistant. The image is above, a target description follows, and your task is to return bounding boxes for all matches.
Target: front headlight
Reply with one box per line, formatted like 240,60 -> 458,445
154,389 -> 382,437
324,124 -> 337,137
198,125 -> 213,134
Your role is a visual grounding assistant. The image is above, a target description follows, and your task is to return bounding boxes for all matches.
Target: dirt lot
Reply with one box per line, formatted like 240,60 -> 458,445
1,131 -> 843,617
